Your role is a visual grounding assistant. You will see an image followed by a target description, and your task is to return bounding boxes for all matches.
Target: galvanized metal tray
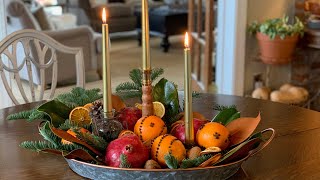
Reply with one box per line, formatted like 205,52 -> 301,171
66,128 -> 275,180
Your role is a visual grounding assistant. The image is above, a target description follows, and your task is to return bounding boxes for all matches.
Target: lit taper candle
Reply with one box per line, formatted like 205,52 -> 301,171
141,0 -> 154,116
102,8 -> 112,115
184,32 -> 194,145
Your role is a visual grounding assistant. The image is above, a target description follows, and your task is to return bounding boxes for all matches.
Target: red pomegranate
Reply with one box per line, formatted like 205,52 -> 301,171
116,107 -> 142,131
105,134 -> 149,168
170,118 -> 208,143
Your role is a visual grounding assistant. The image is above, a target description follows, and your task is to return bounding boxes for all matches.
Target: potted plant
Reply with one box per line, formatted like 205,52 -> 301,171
248,16 -> 304,65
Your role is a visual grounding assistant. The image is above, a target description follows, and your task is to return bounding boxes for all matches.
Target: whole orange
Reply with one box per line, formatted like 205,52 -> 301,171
196,122 -> 230,150
151,134 -> 186,167
134,116 -> 167,146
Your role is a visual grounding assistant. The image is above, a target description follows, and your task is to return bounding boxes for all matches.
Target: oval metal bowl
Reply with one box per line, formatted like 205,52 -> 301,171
66,128 -> 275,180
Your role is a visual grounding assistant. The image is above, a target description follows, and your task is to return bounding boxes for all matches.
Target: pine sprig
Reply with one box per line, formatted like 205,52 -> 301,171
119,154 -> 131,168
20,141 -> 57,152
75,131 -> 108,153
213,105 -> 237,111
180,154 -> 212,169
7,108 -> 49,122
7,109 -> 33,120
20,140 -> 90,153
58,119 -> 90,131
151,68 -> 164,82
56,87 -> 102,108
164,154 -> 179,169
129,69 -> 143,88
7,88 -> 101,122
116,82 -> 141,95
116,68 -> 164,100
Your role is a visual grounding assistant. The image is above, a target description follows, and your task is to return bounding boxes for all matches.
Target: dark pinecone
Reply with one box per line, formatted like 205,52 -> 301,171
90,101 -> 104,135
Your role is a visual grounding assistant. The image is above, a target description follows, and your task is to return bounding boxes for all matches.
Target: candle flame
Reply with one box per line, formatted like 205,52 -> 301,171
184,32 -> 189,48
102,8 -> 107,23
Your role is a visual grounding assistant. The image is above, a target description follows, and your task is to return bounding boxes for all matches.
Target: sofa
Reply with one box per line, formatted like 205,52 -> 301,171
56,0 -> 164,33
5,0 -> 103,85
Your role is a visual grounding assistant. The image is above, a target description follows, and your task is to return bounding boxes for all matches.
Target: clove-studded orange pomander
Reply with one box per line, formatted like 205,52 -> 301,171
134,116 -> 167,146
196,122 -> 230,150
151,134 -> 186,167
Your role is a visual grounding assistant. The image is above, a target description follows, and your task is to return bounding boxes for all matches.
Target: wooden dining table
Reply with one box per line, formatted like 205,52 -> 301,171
1,93 -> 320,179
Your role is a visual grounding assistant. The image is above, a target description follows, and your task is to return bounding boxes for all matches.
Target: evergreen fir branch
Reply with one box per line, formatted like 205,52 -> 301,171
58,119 -> 75,131
20,140 -> 90,154
151,68 -> 164,82
58,119 -> 91,131
180,155 -> 212,169
116,82 -> 140,92
119,154 -> 132,168
129,68 -> 143,88
28,110 -> 50,122
75,131 -> 108,153
20,141 -> 58,152
116,68 -> 165,100
7,108 -> 49,122
213,105 -> 237,111
56,87 -> 102,108
7,109 -> 34,120
164,154 -> 179,169
60,143 -> 91,154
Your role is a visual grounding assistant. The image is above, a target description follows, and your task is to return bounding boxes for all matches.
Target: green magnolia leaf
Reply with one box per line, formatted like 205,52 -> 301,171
212,107 -> 239,125
63,149 -> 102,164
37,100 -> 72,127
153,78 -> 180,125
39,121 -> 62,148
215,137 -> 262,165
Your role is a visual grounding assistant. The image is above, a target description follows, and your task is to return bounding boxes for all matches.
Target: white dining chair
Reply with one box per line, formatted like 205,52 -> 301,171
0,29 -> 85,105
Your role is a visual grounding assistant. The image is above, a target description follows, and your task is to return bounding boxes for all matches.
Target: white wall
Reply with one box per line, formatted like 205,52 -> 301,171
244,0 -> 295,95
216,0 -> 247,96
0,0 -> 12,108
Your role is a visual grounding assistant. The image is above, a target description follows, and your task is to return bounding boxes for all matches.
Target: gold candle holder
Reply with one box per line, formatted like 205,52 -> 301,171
102,8 -> 113,116
184,32 -> 194,146
141,0 -> 154,116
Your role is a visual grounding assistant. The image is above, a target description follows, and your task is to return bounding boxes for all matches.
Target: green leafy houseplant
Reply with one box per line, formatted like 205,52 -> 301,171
248,16 -> 305,65
248,16 -> 304,39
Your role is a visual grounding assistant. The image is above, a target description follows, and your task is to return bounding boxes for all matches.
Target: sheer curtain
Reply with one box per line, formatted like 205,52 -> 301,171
0,0 -> 12,108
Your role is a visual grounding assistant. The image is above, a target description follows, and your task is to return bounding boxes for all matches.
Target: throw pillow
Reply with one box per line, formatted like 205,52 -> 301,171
32,7 -> 54,30
89,0 -> 108,7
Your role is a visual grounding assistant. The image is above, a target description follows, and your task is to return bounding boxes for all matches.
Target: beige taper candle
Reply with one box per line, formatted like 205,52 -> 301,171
141,0 -> 154,116
102,8 -> 112,115
184,32 -> 194,145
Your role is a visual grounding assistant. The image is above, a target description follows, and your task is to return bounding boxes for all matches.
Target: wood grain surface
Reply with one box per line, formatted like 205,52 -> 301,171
1,94 -> 320,179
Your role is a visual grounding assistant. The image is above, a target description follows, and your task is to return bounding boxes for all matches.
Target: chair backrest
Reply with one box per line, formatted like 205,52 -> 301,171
0,29 -> 85,105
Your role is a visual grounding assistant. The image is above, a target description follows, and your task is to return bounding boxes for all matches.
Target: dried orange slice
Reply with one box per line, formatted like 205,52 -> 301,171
153,101 -> 165,118
135,103 -> 142,110
69,107 -> 92,127
83,103 -> 94,110
135,101 -> 165,118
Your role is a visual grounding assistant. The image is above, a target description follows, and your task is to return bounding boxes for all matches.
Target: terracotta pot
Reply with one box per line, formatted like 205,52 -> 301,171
256,32 -> 299,65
